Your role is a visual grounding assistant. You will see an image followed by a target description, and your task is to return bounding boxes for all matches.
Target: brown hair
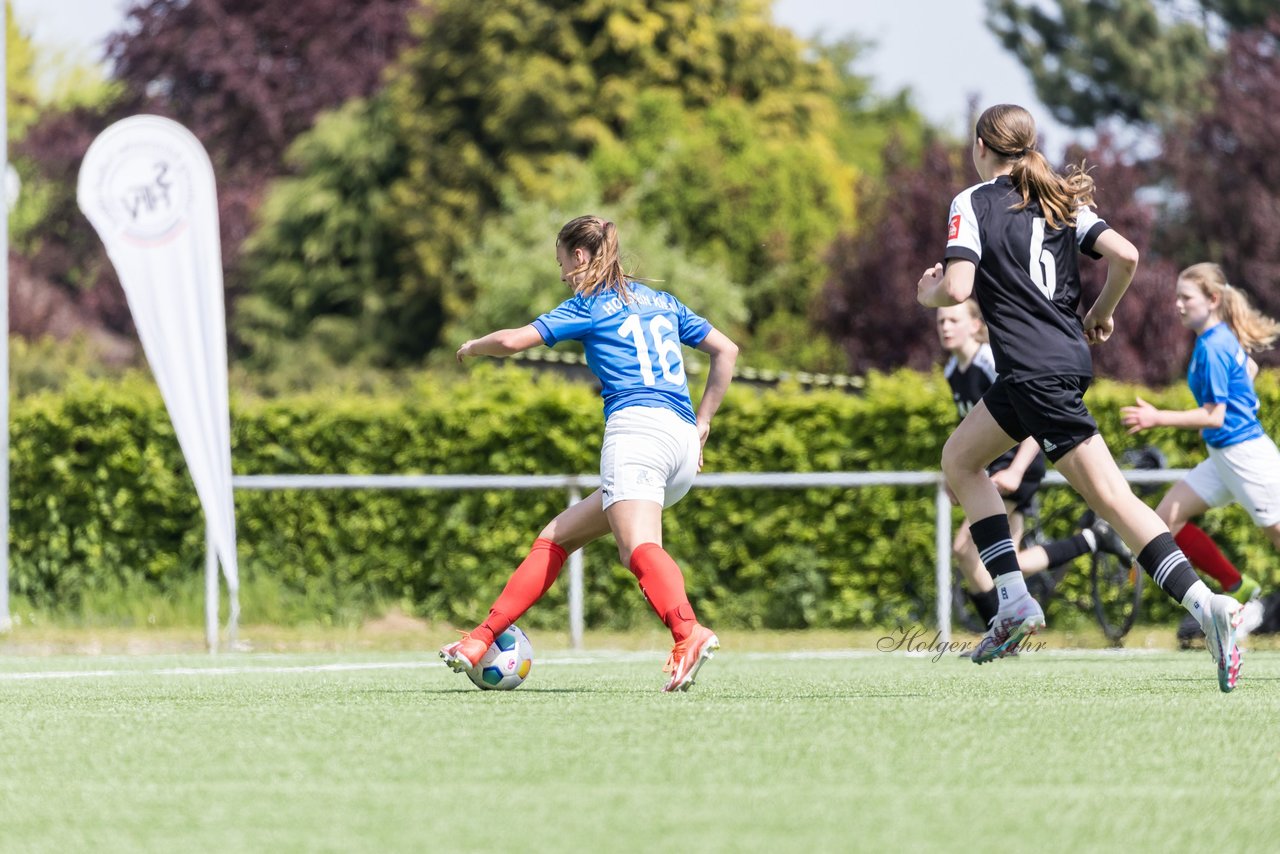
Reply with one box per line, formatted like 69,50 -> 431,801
556,216 -> 630,299
1179,262 -> 1280,352
975,104 -> 1095,229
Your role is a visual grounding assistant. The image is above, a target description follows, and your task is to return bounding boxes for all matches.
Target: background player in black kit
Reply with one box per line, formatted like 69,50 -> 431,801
937,300 -> 1124,633
917,104 -> 1244,692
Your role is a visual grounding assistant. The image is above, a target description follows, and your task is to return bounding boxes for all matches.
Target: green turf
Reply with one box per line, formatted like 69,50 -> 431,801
2,648 -> 1277,852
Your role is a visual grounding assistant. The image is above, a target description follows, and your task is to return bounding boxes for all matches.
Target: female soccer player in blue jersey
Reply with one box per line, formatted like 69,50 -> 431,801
917,104 -> 1244,691
1121,263 -> 1280,634
440,215 -> 739,692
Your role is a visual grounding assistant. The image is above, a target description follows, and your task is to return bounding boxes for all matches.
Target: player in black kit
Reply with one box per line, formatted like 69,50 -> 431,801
917,104 -> 1243,691
937,300 -> 1117,633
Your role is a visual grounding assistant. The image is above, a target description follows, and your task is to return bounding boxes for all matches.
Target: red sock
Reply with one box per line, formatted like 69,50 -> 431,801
629,542 -> 698,642
473,538 -> 567,647
1175,523 -> 1241,591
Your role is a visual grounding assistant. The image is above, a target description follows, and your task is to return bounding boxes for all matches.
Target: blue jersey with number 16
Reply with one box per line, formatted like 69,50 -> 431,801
532,282 -> 712,425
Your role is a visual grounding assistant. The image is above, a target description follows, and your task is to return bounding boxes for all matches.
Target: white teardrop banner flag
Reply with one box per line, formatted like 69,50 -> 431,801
76,115 -> 240,648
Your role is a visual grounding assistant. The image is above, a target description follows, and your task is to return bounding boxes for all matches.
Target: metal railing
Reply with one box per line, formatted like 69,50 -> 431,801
217,468 -> 1189,651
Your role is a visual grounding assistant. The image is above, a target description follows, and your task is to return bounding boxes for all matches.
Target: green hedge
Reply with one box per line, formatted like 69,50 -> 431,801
11,365 -> 1279,629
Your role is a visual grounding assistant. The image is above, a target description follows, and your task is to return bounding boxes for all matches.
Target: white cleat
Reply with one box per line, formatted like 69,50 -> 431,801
1202,595 -> 1243,693
971,595 -> 1044,665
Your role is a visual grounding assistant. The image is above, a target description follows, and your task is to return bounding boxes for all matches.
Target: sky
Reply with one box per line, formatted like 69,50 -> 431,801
773,0 -> 1076,154
10,0 -> 1078,157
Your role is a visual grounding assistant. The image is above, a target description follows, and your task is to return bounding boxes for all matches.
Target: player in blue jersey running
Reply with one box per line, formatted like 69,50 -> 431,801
1121,262 -> 1280,638
440,215 -> 739,692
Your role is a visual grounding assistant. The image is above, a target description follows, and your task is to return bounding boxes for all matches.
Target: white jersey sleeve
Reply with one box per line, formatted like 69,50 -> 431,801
1075,205 -> 1110,259
944,184 -> 985,265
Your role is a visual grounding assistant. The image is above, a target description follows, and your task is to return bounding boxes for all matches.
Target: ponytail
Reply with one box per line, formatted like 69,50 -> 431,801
1010,155 -> 1095,229
976,104 -> 1095,229
1220,285 -> 1280,353
557,216 -> 631,299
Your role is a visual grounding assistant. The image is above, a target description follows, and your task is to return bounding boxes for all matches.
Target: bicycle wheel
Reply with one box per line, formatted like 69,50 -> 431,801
1090,549 -> 1143,645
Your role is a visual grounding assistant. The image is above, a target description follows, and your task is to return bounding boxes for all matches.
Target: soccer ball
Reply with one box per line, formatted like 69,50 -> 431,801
466,625 -> 534,690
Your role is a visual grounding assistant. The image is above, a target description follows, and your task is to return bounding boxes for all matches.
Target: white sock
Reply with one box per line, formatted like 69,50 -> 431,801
1182,580 -> 1214,628
1080,528 -> 1097,553
994,571 -> 1029,608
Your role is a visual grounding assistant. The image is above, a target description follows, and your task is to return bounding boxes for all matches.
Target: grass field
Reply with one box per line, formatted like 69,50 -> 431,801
2,629 -> 1278,853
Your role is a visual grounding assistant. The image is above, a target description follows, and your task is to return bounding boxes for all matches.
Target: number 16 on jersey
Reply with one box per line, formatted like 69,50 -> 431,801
618,314 -> 686,386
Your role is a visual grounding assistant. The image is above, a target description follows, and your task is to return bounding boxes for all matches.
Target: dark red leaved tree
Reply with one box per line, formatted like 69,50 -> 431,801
1160,16 -> 1280,371
14,0 -> 422,345
1068,137 -> 1188,386
819,136 -> 964,375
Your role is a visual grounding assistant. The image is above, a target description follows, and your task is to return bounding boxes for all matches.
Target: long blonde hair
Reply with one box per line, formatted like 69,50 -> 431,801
1179,262 -> 1280,352
556,216 -> 630,299
976,104 -> 1095,229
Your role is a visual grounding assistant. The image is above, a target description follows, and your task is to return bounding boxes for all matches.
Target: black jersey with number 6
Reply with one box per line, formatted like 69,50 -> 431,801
943,175 -> 1109,383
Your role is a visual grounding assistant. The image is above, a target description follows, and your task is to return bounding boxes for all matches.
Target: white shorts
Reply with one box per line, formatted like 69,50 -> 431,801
1184,435 -> 1280,527
599,406 -> 700,510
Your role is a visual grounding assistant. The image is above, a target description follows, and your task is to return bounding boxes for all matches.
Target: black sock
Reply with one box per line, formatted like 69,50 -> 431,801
968,515 -> 1021,579
1137,533 -> 1198,602
1042,532 -> 1093,567
968,587 -> 999,625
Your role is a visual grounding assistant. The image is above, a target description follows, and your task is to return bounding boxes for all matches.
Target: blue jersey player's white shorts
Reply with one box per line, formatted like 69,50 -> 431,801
1184,435 -> 1280,528
600,406 -> 700,510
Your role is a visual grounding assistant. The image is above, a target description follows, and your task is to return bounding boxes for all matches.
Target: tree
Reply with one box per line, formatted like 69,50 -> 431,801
105,0 -> 422,274
6,1 -> 40,141
105,0 -> 420,180
13,105 -> 133,332
237,97 -> 416,370
819,136 -> 963,375
591,90 -> 853,366
1160,16 -> 1280,360
1067,139 -> 1187,385
984,0 -> 1273,128
12,0 -> 423,353
378,0 -> 846,363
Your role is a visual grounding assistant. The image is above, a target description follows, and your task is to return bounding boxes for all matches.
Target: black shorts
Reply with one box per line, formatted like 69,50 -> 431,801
987,450 -> 1046,515
983,374 -> 1099,464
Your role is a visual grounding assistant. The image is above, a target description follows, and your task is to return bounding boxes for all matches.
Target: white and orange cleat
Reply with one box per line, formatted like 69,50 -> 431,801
439,633 -> 489,673
661,624 -> 720,692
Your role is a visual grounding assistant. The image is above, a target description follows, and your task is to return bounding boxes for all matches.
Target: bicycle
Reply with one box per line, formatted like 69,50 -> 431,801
951,446 -> 1165,645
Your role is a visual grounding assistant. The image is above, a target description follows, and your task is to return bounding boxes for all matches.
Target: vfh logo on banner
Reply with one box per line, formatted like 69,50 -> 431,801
77,116 -> 240,650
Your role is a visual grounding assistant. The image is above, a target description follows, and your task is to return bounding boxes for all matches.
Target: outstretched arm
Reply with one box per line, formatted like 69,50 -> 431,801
456,325 -> 544,362
1121,396 -> 1225,435
694,328 -> 739,468
1081,229 -> 1140,345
